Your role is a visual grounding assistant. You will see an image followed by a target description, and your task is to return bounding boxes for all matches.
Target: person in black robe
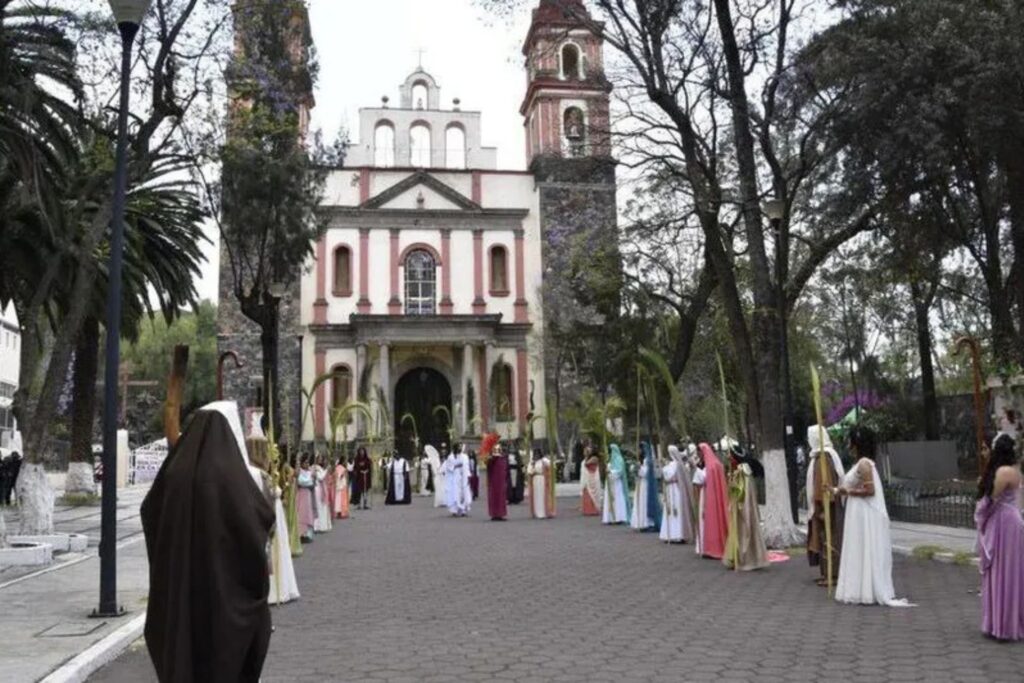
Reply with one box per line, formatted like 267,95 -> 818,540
384,452 -> 412,505
506,445 -> 525,504
573,441 -> 586,482
141,404 -> 274,683
350,447 -> 372,509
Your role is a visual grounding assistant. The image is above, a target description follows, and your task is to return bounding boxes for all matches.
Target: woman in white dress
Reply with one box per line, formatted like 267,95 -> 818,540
246,438 -> 300,605
425,445 -> 446,508
833,425 -> 910,606
313,455 -> 333,533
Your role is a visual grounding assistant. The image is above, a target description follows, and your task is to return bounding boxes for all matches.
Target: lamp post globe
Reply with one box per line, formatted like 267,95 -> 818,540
108,0 -> 151,26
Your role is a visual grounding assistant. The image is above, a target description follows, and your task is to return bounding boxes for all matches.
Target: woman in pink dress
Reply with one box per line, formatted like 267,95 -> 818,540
295,456 -> 316,543
975,433 -> 1024,641
333,456 -> 350,519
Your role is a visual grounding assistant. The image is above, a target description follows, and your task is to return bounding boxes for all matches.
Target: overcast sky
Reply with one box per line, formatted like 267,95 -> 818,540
195,0 -> 534,303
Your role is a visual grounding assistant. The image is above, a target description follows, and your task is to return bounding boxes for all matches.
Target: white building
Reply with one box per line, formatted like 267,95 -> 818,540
0,302 -> 20,449
219,0 -> 619,455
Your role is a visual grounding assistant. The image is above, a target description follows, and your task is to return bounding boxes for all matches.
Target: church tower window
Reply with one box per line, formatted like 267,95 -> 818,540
412,81 -> 428,110
410,122 -> 431,167
563,106 -> 586,157
333,245 -> 352,296
404,249 -> 436,315
560,43 -> 583,80
445,124 -> 466,169
331,365 -> 352,408
374,121 -> 395,167
489,245 -> 508,294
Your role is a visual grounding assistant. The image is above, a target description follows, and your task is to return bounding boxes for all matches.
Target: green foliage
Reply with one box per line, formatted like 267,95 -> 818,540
120,301 -> 218,426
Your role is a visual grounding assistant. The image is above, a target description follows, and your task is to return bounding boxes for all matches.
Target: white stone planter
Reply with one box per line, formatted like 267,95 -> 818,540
0,541 -> 53,567
9,533 -> 88,553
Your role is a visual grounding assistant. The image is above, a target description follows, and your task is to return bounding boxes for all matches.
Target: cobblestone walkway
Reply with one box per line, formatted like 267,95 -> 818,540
91,496 -> 1019,682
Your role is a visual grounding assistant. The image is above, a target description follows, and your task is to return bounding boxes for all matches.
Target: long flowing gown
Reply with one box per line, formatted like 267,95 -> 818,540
313,465 -> 332,532
444,453 -> 471,516
580,457 -> 602,516
385,459 -> 411,505
487,454 -> 509,520
659,460 -> 685,542
975,484 -> 1024,639
696,443 -> 728,559
418,456 -> 433,496
295,468 -> 316,541
268,487 -> 300,605
835,459 -> 910,606
333,465 -> 349,519
602,446 -> 630,524
668,445 -> 697,541
426,447 -> 446,508
528,457 -> 554,519
630,445 -> 661,531
282,466 -> 302,557
722,463 -> 768,570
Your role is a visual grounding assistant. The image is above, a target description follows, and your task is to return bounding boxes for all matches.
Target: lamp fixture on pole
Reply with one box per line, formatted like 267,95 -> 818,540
93,0 -> 151,620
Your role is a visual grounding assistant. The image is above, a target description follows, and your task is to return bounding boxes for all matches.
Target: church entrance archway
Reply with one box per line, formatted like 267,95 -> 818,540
393,367 -> 452,459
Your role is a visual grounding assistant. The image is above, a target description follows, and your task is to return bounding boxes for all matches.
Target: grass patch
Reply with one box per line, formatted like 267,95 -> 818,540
58,493 -> 101,507
911,544 -> 948,560
952,551 -> 976,566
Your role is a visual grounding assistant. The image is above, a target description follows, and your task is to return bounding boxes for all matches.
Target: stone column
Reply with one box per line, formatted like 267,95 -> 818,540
314,349 -> 326,440
356,343 -> 367,436
379,342 -> 391,430
462,343 -> 474,434
472,229 -> 486,314
388,229 -> 401,314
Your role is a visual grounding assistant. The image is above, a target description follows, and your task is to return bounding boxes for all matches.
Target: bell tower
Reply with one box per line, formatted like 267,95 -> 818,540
520,0 -> 612,163
521,0 -> 620,391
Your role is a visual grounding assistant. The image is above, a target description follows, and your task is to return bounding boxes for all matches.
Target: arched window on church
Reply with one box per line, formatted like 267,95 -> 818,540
491,363 -> 515,422
331,365 -> 352,409
489,245 -> 508,294
374,121 -> 395,167
410,123 -> 431,167
563,107 -> 586,157
404,249 -> 436,315
445,124 -> 466,169
561,43 -> 583,80
412,81 -> 429,110
333,245 -> 352,296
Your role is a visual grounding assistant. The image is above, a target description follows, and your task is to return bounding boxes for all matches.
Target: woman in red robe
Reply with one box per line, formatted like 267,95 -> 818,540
695,443 -> 729,559
484,435 -> 508,521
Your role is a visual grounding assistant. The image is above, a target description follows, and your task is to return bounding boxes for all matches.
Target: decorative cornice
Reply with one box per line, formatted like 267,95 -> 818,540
360,169 -> 482,211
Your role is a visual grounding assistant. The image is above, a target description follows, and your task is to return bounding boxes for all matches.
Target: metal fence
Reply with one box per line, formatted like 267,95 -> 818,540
883,480 -> 977,529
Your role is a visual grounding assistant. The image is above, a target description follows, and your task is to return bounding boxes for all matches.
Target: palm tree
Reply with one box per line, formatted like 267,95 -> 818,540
0,1 -> 80,191
63,140 -> 207,494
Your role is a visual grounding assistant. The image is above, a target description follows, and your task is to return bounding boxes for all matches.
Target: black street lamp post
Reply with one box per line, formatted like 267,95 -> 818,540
764,199 -> 799,523
94,0 -> 151,619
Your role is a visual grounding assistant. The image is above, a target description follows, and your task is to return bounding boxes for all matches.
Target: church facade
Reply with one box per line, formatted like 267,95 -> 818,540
218,0 -> 617,454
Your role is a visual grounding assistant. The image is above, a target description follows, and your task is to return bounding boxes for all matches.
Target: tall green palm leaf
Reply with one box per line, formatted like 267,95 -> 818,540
638,346 -> 689,440
0,1 -> 81,189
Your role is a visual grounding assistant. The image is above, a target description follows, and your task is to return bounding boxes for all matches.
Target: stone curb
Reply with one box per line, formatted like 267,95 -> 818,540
39,612 -> 146,683
892,544 -> 979,568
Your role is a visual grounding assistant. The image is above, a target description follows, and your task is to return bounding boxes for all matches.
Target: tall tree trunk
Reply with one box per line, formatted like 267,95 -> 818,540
261,301 -> 282,441
712,0 -> 798,548
910,282 -> 940,440
67,316 -> 100,495
1000,141 -> 1024,357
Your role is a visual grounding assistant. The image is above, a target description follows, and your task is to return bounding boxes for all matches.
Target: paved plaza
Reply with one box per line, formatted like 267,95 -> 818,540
84,495 -> 1020,683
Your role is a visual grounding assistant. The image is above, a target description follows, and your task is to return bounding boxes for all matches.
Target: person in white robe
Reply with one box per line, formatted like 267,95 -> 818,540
630,444 -> 660,531
692,456 -> 706,555
660,448 -> 687,543
425,445 -> 446,508
527,451 -> 554,519
313,455 -> 332,532
418,450 -> 433,496
443,446 -> 471,516
245,435 -> 300,605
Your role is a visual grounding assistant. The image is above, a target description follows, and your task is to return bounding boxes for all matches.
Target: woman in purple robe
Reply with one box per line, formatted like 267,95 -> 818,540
487,441 -> 509,521
975,433 -> 1024,641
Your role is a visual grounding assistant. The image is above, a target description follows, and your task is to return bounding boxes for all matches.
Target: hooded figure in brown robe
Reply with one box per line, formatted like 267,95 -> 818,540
142,402 -> 275,682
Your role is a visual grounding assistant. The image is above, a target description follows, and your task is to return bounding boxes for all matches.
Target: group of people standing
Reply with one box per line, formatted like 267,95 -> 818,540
577,426 -> 919,606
